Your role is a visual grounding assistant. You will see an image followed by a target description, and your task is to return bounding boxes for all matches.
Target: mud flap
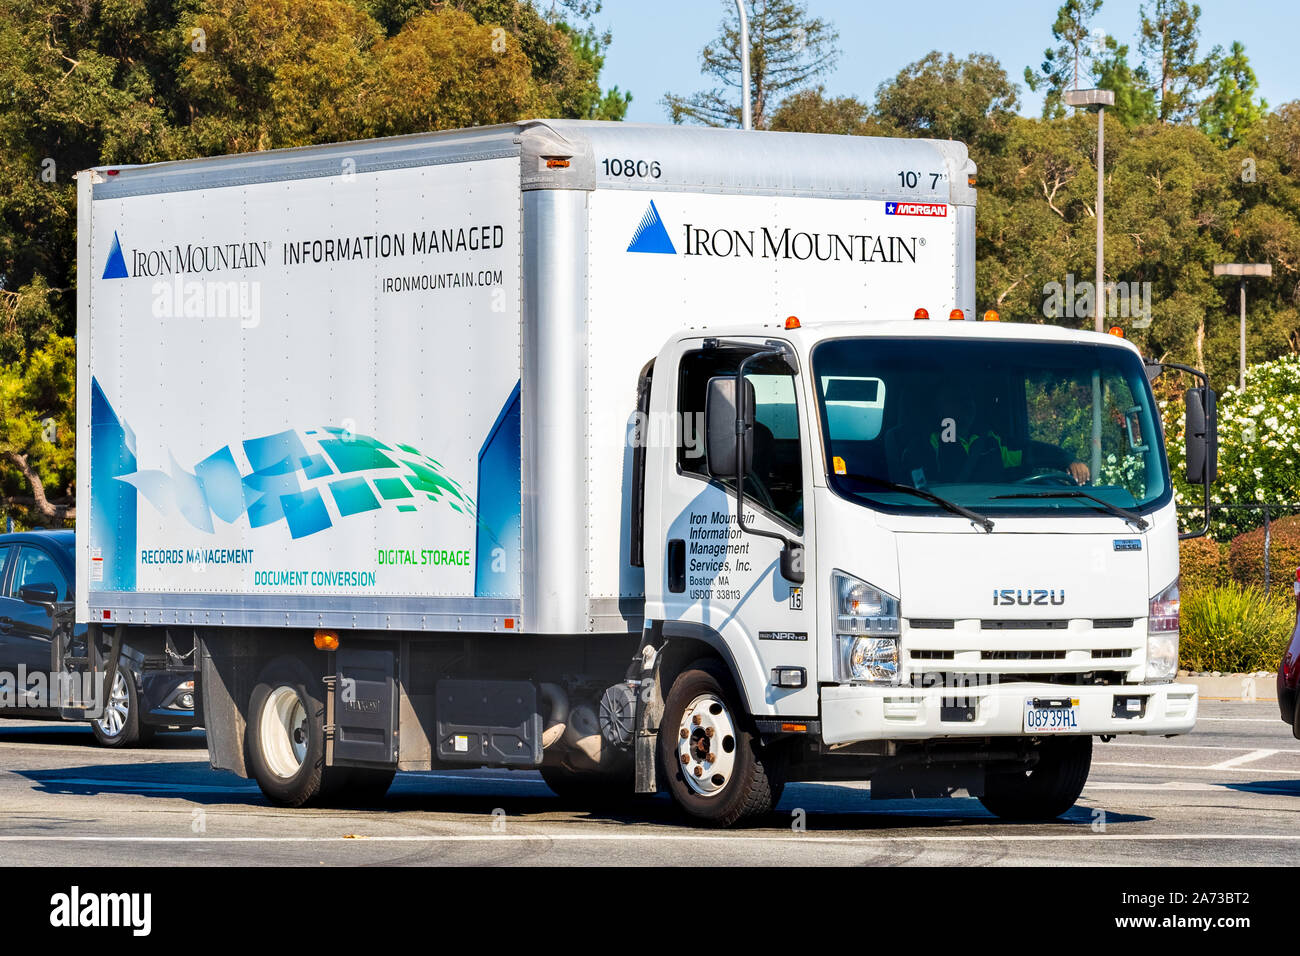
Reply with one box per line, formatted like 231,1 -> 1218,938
633,632 -> 664,794
330,647 -> 398,767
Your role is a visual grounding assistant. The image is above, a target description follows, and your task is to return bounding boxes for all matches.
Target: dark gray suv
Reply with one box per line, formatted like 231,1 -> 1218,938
0,529 -> 199,746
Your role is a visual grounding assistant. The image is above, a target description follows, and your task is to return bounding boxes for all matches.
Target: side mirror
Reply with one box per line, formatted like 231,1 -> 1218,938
780,543 -> 805,585
19,583 -> 59,609
705,376 -> 755,479
1184,387 -> 1218,484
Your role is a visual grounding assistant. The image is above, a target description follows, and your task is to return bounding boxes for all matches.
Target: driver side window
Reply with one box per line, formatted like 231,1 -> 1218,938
677,349 -> 804,530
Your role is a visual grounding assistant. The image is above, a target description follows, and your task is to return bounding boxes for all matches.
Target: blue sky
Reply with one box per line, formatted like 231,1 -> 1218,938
595,0 -> 1296,124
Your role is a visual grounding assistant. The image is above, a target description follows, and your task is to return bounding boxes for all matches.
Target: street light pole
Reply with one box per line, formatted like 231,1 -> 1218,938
1064,89 -> 1115,334
1096,105 -> 1104,333
1239,279 -> 1246,389
735,0 -> 751,130
1213,263 -> 1273,390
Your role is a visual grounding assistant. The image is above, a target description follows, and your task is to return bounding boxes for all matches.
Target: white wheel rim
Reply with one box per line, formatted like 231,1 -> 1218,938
676,693 -> 738,798
94,671 -> 130,738
260,686 -> 308,779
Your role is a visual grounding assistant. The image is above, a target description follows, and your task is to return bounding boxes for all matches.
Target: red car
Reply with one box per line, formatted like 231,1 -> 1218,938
1278,567 -> 1300,736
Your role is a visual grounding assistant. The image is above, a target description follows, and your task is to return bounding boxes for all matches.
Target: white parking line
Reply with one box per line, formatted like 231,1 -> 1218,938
1208,748 -> 1279,770
1107,741 -> 1300,753
1093,760 -> 1295,773
1085,781 -> 1224,791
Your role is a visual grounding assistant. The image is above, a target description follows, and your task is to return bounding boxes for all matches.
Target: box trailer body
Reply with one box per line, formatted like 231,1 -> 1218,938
77,121 -> 972,632
76,120 -> 1200,824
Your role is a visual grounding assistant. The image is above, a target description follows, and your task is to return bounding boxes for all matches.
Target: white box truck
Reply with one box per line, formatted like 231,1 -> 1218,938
75,120 -> 1211,825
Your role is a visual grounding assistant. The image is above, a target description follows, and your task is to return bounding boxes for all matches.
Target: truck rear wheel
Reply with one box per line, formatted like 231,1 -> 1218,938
246,656 -> 346,807
978,735 -> 1092,821
657,660 -> 783,827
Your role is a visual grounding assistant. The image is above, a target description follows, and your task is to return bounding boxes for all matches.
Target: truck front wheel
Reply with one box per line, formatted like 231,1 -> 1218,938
978,735 -> 1092,821
246,656 -> 346,807
657,660 -> 783,827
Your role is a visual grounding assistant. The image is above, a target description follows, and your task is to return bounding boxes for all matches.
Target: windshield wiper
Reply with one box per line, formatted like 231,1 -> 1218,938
833,472 -> 995,532
990,490 -> 1149,531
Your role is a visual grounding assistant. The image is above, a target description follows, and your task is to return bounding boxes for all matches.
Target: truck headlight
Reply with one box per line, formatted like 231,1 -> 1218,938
1145,578 -> 1179,683
834,570 -> 900,684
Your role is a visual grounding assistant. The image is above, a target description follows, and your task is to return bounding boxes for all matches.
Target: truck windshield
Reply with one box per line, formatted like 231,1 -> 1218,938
810,336 -> 1170,519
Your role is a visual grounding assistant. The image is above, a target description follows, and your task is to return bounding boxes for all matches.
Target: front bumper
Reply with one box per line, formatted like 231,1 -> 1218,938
821,680 -> 1197,744
140,672 -> 200,728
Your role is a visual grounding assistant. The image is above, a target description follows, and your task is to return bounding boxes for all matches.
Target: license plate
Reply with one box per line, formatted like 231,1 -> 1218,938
1023,697 -> 1080,733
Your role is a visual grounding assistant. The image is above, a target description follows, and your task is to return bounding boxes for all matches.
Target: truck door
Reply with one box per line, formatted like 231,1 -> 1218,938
657,343 -> 817,717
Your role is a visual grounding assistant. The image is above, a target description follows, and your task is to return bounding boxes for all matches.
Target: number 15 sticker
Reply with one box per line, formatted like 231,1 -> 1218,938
788,587 -> 803,610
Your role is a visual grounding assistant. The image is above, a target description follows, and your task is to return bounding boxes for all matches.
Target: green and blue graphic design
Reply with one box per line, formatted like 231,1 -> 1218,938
90,377 -> 522,598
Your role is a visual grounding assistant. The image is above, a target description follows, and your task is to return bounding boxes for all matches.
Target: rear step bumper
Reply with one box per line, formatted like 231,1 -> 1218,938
820,680 -> 1197,744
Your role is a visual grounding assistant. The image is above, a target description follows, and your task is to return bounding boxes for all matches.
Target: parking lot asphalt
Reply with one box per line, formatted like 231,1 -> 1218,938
0,697 -> 1295,866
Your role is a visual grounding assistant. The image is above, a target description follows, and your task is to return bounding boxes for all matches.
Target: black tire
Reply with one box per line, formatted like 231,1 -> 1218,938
90,668 -> 153,748
245,656 -> 347,807
540,761 -> 634,807
979,735 -> 1093,821
657,659 -> 783,827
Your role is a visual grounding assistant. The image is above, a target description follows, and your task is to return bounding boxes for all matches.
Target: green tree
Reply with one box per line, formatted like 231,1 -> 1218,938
179,0 -> 381,153
360,0 -> 629,119
0,336 -> 76,524
663,0 -> 839,129
360,9 -> 544,136
1199,41 -> 1266,145
448,0 -> 628,120
873,52 -> 1019,157
768,86 -> 873,135
558,20 -> 632,120
1025,0 -> 1104,119
1092,35 -> 1157,128
1139,0 -> 1217,124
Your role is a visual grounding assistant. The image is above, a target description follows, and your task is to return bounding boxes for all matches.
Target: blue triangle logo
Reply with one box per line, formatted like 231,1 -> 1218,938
102,231 -> 128,279
626,201 -> 676,254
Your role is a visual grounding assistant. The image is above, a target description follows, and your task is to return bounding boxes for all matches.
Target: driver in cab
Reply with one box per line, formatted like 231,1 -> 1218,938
905,383 -> 1090,486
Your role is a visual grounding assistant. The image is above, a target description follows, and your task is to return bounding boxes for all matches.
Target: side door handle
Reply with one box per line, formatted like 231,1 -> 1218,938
667,539 -> 685,593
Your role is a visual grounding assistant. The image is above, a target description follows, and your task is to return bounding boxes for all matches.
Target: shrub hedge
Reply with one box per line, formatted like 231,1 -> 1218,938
1179,536 -> 1228,593
1228,515 -> 1300,593
1179,585 -> 1295,673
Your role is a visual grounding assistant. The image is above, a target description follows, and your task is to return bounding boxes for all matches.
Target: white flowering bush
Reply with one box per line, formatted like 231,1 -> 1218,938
1098,451 -> 1147,500
1163,354 -> 1300,538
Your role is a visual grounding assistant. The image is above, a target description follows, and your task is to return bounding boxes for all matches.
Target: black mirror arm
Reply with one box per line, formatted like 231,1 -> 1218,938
733,348 -> 805,584
1157,362 -> 1214,540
